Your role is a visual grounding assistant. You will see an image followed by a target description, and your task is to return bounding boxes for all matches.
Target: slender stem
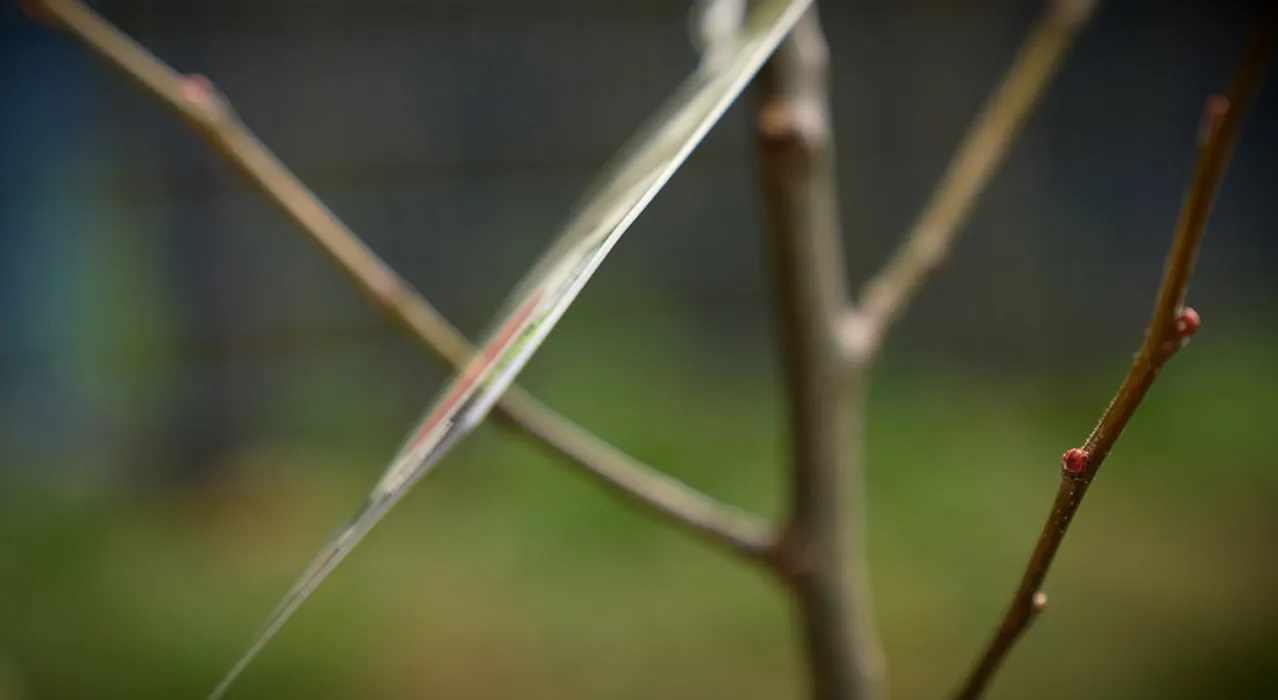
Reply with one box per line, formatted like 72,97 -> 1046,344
754,8 -> 886,699
849,0 -> 1098,363
953,14 -> 1277,700
30,0 -> 774,563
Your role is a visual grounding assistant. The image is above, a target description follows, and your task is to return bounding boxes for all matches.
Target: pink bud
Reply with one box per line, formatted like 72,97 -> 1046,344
1062,448 -> 1088,475
1205,95 -> 1230,122
20,0 -> 51,23
180,73 -> 215,108
1173,306 -> 1200,339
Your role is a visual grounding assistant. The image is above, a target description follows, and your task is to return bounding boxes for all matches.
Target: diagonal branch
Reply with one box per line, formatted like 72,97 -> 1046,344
29,0 -> 774,562
847,0 -> 1098,363
952,13 -> 1277,700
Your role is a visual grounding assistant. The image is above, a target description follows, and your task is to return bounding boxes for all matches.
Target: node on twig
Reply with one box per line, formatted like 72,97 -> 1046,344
758,101 -> 801,144
1162,306 -> 1201,354
1031,591 -> 1048,613
1203,95 -> 1230,132
179,73 -> 235,125
19,0 -> 54,25
1061,448 -> 1088,477
1173,306 -> 1200,339
180,74 -> 217,109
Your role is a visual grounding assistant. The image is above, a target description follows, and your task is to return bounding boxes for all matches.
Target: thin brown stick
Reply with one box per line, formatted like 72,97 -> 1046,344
847,0 -> 1098,363
754,8 -> 886,699
30,0 -> 774,562
953,14 -> 1277,700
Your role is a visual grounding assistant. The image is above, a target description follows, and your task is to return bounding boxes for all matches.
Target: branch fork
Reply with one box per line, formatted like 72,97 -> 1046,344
29,0 -> 1140,698
752,1 -> 1097,697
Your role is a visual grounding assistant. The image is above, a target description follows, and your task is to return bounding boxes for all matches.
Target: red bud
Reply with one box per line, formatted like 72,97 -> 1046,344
1173,306 -> 1200,339
1062,448 -> 1088,475
180,73 -> 213,105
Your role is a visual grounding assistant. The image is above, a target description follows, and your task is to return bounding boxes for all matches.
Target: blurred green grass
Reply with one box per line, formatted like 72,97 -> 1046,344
1,317 -> 1276,700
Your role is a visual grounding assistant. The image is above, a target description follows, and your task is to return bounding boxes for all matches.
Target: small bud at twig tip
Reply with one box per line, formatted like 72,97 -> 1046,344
1205,95 -> 1230,122
1050,0 -> 1098,27
1032,591 -> 1048,612
1198,96 -> 1230,143
19,0 -> 52,24
1173,306 -> 1200,339
1061,448 -> 1088,475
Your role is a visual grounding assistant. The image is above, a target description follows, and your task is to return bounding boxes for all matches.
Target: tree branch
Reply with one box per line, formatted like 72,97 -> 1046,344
29,0 -> 774,563
848,0 -> 1098,363
752,2 -> 1097,695
754,8 -> 886,699
953,13 -> 1277,700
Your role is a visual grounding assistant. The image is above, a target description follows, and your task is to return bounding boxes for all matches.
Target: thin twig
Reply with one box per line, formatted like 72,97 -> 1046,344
754,8 -> 886,699
847,0 -> 1098,363
953,14 -> 1277,700
30,0 -> 774,562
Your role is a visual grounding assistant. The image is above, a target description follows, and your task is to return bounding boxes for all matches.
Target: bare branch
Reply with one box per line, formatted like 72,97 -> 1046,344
497,391 -> 773,560
849,0 -> 1098,361
30,0 -> 774,563
953,14 -> 1277,700
748,4 -> 1099,694
754,8 -> 886,699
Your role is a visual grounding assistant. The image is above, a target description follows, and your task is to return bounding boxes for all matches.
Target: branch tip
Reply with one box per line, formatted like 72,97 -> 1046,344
19,0 -> 49,22
1201,95 -> 1231,137
1205,94 -> 1230,126
954,11 -> 1273,698
1192,95 -> 1230,149
854,0 -> 1095,350
1051,0 -> 1098,26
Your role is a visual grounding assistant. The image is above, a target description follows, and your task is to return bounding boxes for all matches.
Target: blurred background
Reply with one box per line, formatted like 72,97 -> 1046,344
2,0 -> 1276,698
